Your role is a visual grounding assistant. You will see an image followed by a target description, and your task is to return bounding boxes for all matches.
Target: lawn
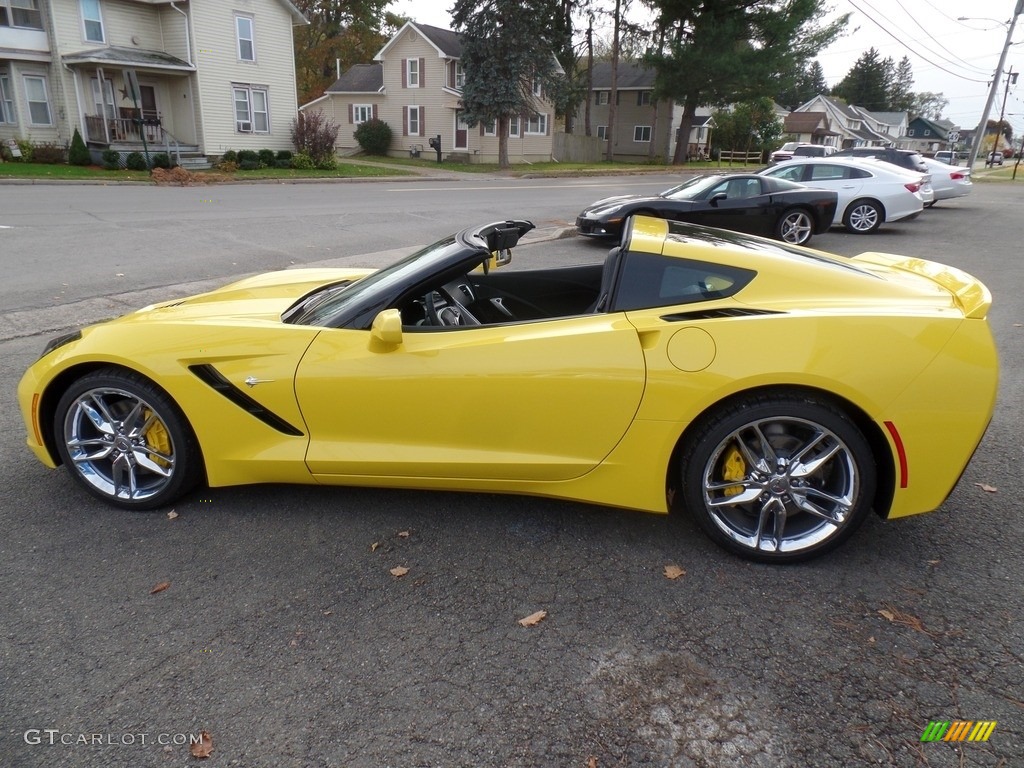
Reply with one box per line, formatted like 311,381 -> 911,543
0,161 -> 413,182
359,155 -> 738,175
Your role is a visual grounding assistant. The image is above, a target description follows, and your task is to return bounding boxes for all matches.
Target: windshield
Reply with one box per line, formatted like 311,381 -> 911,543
286,235 -> 464,326
661,175 -> 732,200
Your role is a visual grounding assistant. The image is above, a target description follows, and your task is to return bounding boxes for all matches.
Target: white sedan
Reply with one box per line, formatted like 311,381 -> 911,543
760,157 -> 926,234
920,156 -> 972,206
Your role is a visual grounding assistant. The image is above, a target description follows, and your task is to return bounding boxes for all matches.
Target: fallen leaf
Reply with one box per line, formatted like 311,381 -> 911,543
370,542 -> 380,552
167,510 -> 179,520
877,605 -> 932,635
588,758 -> 598,768
390,566 -> 409,578
518,609 -> 547,627
928,559 -> 941,566
663,565 -> 686,580
322,610 -> 333,616
867,636 -> 875,644
877,608 -> 895,622
1014,323 -> 1022,327
975,483 -> 998,493
398,530 -> 410,538
190,730 -> 213,758
150,581 -> 170,595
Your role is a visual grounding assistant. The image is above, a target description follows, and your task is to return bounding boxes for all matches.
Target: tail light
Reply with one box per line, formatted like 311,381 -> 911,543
904,182 -> 921,193
950,172 -> 966,180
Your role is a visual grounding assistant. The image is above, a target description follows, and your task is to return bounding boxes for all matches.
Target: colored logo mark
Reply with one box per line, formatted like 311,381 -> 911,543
921,721 -> 997,742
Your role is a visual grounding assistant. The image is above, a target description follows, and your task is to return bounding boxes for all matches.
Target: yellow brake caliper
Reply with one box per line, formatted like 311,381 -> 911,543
721,444 -> 746,496
142,410 -> 172,468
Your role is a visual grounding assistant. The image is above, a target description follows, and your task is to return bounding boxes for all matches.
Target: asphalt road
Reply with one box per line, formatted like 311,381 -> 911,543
0,177 -> 1021,767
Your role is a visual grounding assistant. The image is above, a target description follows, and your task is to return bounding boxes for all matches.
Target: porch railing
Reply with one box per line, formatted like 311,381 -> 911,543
84,114 -> 163,145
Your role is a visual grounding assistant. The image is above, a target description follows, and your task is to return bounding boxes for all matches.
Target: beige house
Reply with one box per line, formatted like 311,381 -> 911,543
301,21 -> 557,164
0,0 -> 306,165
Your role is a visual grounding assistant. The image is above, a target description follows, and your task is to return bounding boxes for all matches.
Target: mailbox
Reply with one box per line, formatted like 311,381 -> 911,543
427,135 -> 442,162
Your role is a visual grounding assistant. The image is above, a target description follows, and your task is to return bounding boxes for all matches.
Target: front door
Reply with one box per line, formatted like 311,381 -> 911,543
138,85 -> 158,121
454,111 -> 469,150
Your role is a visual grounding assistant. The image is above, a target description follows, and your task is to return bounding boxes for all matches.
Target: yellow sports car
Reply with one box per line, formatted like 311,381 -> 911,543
18,217 -> 998,563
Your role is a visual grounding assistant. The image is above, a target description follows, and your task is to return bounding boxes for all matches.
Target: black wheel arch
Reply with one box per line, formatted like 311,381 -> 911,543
666,384 -> 896,521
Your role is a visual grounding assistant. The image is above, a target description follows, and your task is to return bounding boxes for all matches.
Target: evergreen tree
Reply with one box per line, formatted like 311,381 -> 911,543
68,128 -> 91,166
645,0 -> 846,163
831,47 -> 891,111
452,0 -> 562,168
888,56 -> 914,112
776,59 -> 829,110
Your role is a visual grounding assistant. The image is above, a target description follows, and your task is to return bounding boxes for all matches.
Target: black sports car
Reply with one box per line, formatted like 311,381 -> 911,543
576,174 -> 839,245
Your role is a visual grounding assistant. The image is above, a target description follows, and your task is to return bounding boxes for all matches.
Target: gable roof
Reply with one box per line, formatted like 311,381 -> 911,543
376,21 -> 462,61
274,0 -> 309,25
589,61 -> 655,89
783,111 -> 829,133
908,115 -> 950,138
325,63 -> 383,93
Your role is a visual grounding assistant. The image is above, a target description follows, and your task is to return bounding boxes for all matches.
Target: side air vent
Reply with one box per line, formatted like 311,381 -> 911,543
189,364 -> 304,436
660,308 -> 783,322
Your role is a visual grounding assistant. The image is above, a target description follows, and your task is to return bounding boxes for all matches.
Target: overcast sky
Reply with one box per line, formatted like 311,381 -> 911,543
389,0 -> 1024,136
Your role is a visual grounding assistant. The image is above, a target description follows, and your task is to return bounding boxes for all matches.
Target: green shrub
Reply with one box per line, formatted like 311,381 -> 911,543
353,118 -> 392,156
237,149 -> 259,164
274,158 -> 293,169
125,151 -> 148,171
101,149 -> 121,170
150,153 -> 172,169
315,155 -> 337,170
258,149 -> 276,166
291,152 -> 315,170
33,143 -> 66,164
14,139 -> 34,162
217,160 -> 239,173
220,150 -> 238,164
69,128 -> 91,166
239,159 -> 261,171
275,149 -> 293,161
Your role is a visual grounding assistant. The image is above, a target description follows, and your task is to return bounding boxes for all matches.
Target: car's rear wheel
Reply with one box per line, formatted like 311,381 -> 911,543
680,392 -> 876,563
775,208 -> 814,245
53,368 -> 201,510
843,199 -> 883,233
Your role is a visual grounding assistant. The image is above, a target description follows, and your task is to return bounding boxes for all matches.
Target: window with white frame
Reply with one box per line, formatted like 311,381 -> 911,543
483,118 -> 496,136
454,62 -> 465,89
407,105 -> 421,136
596,125 -> 607,140
233,85 -> 269,133
80,0 -> 104,43
532,78 -> 542,97
407,59 -> 419,88
509,115 -> 520,137
597,91 -> 609,105
23,74 -> 51,125
525,113 -> 547,135
353,104 -> 373,123
236,15 -> 255,62
633,125 -> 651,142
0,73 -> 13,124
907,129 -> 915,136
637,91 -> 651,106
1,0 -> 43,29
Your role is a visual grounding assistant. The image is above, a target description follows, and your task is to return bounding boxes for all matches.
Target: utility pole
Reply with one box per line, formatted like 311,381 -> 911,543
968,0 -> 1024,169
992,67 -> 1018,163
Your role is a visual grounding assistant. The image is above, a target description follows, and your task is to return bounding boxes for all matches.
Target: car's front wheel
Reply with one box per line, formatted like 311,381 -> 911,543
775,208 -> 814,245
53,368 -> 202,510
679,392 -> 876,563
843,199 -> 883,233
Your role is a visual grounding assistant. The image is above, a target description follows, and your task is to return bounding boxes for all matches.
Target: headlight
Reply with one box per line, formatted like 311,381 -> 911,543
40,330 -> 82,359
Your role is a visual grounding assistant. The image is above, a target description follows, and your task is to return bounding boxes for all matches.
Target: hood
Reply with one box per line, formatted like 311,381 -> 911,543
119,268 -> 375,325
582,194 -> 652,212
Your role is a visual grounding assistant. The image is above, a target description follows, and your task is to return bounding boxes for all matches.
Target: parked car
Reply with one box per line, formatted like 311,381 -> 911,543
920,157 -> 972,205
769,142 -> 837,165
987,151 -> 1004,166
832,146 -> 929,174
17,216 -> 997,563
760,157 -> 927,233
933,150 -> 957,165
575,173 -> 838,245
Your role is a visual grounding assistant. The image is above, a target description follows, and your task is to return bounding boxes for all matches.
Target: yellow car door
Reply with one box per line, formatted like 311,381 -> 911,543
295,314 -> 646,482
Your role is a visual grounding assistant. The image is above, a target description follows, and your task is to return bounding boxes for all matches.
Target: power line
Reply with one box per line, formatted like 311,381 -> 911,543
892,0 -> 991,74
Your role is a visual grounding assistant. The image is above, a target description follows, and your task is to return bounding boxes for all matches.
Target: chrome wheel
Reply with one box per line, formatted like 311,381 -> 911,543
54,369 -> 201,509
843,200 -> 882,233
681,394 -> 875,562
777,210 -> 813,245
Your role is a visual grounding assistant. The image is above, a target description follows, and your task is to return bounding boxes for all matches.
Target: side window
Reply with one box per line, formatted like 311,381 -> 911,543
770,164 -> 804,183
808,164 -> 848,181
847,167 -> 871,179
612,252 -> 755,312
236,16 -> 255,62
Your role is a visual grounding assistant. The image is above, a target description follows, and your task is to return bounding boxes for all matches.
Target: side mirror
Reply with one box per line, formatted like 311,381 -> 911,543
709,192 -> 727,207
370,308 -> 403,347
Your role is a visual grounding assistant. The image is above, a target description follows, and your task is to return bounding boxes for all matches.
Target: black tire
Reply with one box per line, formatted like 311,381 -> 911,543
53,368 -> 202,510
679,392 -> 876,563
924,201 -> 936,208
775,208 -> 814,245
842,199 -> 883,233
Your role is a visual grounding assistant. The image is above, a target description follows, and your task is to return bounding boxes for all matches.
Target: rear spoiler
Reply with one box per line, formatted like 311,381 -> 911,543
851,252 -> 992,319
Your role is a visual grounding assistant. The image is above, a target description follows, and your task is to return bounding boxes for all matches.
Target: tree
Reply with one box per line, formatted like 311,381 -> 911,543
645,0 -> 847,164
888,56 -> 915,112
711,98 -> 782,158
776,59 -> 828,110
452,0 -> 563,168
909,91 -> 948,120
292,0 -> 402,104
68,128 -> 91,166
831,47 -> 891,111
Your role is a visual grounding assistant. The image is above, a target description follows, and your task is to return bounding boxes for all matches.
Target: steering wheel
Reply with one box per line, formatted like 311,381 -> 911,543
424,283 -> 481,327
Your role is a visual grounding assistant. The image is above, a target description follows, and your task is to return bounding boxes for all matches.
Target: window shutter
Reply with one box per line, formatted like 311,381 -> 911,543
546,114 -> 550,136
372,104 -> 378,120
419,58 -> 425,87
419,109 -> 425,136
348,104 -> 353,124
402,59 -> 407,88
637,92 -> 642,107
479,124 -> 485,136
594,91 -> 599,105
403,106 -> 408,135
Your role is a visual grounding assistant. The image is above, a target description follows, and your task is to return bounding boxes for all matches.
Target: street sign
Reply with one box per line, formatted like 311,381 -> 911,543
948,131 -> 960,143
